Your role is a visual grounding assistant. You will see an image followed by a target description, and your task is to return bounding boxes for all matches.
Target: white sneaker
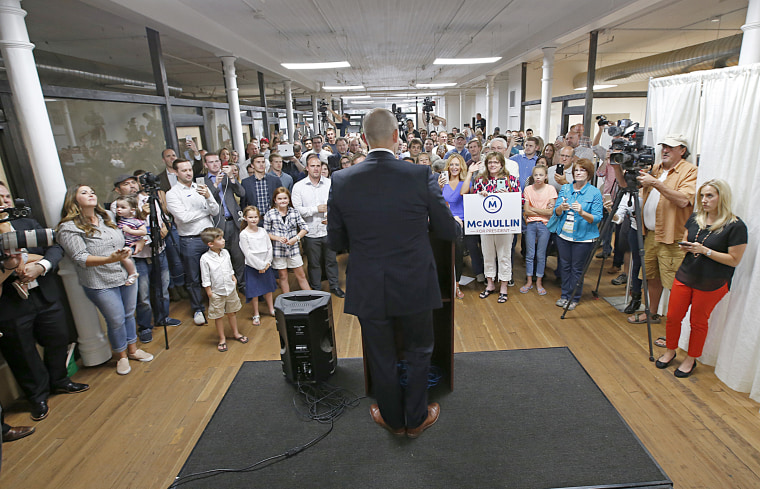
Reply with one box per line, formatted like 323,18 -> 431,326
117,357 -> 131,375
128,349 -> 154,362
194,311 -> 206,325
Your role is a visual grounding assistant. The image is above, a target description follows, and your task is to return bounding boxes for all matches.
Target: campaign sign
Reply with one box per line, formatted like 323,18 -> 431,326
463,193 -> 522,235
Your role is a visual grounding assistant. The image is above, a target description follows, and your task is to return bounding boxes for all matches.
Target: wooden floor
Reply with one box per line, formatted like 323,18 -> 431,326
2,252 -> 760,489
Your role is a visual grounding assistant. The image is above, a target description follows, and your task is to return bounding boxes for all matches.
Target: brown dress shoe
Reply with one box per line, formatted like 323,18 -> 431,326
3,425 -> 35,442
369,404 -> 405,436
406,402 -> 440,439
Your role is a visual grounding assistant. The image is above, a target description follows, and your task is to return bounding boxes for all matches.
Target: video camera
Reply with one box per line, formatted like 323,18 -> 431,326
422,97 -> 436,113
318,100 -> 328,114
1,199 -> 56,261
138,171 -> 160,191
609,122 -> 655,172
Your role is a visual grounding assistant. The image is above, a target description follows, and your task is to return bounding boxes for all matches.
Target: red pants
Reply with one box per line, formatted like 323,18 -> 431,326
665,278 -> 728,357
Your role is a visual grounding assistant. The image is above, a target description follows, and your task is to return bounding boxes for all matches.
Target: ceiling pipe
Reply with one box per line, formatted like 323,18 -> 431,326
572,34 -> 742,89
0,61 -> 184,95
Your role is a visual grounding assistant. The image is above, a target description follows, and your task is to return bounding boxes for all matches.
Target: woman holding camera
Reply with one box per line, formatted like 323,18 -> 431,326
655,179 -> 747,378
552,159 -> 603,310
461,151 -> 520,303
57,185 -> 153,376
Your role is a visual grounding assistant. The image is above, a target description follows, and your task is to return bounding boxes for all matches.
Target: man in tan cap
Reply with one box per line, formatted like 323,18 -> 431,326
628,134 -> 697,325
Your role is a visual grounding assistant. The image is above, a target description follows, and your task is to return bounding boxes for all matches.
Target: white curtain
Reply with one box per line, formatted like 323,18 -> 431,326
648,64 -> 760,401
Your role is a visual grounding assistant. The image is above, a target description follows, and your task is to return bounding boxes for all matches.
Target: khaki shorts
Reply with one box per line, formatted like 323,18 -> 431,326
207,291 -> 242,320
272,254 -> 304,270
642,233 -> 685,289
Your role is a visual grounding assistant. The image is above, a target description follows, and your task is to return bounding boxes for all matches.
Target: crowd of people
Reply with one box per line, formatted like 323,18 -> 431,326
0,109 -> 749,446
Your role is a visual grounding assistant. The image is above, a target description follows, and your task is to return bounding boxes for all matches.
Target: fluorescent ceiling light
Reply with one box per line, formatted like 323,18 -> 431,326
323,85 -> 364,90
574,84 -> 618,91
433,57 -> 501,65
342,95 -> 371,99
351,100 -> 375,104
403,99 -> 420,103
416,83 -> 456,88
281,61 -> 350,70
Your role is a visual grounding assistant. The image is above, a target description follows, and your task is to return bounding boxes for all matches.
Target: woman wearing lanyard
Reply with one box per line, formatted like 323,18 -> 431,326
552,159 -> 603,310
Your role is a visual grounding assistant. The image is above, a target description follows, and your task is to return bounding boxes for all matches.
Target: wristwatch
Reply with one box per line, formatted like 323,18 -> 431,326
705,248 -> 712,257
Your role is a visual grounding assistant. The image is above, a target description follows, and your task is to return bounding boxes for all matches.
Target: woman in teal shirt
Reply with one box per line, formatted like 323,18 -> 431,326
552,159 -> 603,310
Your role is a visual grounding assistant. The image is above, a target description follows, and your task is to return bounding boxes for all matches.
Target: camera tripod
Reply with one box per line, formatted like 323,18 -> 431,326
560,170 -> 657,361
143,181 -> 172,350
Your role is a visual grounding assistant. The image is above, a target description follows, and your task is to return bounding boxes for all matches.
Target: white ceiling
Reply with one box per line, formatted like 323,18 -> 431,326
17,0 -> 749,106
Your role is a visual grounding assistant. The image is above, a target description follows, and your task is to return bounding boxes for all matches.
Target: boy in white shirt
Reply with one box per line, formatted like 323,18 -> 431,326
200,227 -> 247,352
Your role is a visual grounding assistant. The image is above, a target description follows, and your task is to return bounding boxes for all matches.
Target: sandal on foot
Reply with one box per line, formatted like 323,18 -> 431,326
536,287 -> 547,296
654,336 -> 667,348
519,285 -> 533,294
252,315 -> 261,326
479,288 -> 496,299
125,273 -> 139,286
455,286 -> 464,299
628,312 -> 661,324
234,335 -> 249,344
217,342 -> 227,352
497,293 -> 508,303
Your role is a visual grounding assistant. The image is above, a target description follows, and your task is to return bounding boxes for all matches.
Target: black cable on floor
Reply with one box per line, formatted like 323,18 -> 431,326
167,381 -> 363,488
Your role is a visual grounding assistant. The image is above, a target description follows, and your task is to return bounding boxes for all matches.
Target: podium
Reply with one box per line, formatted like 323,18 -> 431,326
361,233 -> 455,394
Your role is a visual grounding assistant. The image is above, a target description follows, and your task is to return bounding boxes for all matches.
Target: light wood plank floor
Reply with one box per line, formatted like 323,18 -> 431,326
2,253 -> 759,488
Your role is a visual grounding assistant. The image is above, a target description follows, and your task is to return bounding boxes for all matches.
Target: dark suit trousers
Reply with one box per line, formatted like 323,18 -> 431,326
359,310 -> 434,430
220,218 -> 245,285
0,291 -> 70,403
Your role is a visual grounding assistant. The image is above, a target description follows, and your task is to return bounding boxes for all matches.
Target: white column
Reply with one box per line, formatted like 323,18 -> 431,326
486,75 -> 495,135
740,0 -> 760,65
0,0 -> 110,365
459,91 -> 465,130
284,80 -> 295,143
539,47 -> 556,142
311,94 -> 320,134
220,56 -> 244,158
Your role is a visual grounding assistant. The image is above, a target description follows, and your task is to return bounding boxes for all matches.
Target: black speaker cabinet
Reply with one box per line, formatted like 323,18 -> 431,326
274,290 -> 337,383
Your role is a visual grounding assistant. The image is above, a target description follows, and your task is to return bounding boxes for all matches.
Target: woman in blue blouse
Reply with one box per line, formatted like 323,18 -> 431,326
552,159 -> 603,310
438,154 -> 466,298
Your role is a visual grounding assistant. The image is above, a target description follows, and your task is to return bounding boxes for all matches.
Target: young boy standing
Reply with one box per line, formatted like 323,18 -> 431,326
200,227 -> 248,352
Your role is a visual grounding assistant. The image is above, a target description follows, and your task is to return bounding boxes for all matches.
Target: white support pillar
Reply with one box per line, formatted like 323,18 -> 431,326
539,47 -> 556,141
486,75 -> 495,135
220,56 -> 244,158
740,0 -> 760,65
284,80 -> 295,143
311,95 -> 320,135
459,91 -> 465,130
0,0 -> 110,365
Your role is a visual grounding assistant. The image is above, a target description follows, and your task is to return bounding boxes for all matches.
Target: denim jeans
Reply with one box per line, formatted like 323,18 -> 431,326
134,250 -> 170,330
464,233 -> 484,276
525,221 -> 551,277
555,237 -> 595,302
179,235 -> 208,313
83,283 -> 138,352
164,224 -> 185,288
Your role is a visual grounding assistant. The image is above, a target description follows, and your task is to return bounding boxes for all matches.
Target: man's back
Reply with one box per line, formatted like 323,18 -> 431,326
328,151 -> 455,319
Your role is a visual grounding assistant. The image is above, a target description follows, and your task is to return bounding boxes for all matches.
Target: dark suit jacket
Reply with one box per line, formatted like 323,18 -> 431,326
327,150 -> 457,319
0,218 -> 64,320
158,156 -> 205,193
205,173 -> 245,227
241,173 -> 283,212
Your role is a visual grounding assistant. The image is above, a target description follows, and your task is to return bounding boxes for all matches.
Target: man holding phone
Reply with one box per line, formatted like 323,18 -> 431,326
204,151 -> 246,288
166,159 -> 220,325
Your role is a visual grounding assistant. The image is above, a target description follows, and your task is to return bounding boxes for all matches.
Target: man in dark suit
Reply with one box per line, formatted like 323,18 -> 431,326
0,182 -> 89,422
327,108 -> 457,438
241,153 -> 282,214
203,151 -> 246,285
